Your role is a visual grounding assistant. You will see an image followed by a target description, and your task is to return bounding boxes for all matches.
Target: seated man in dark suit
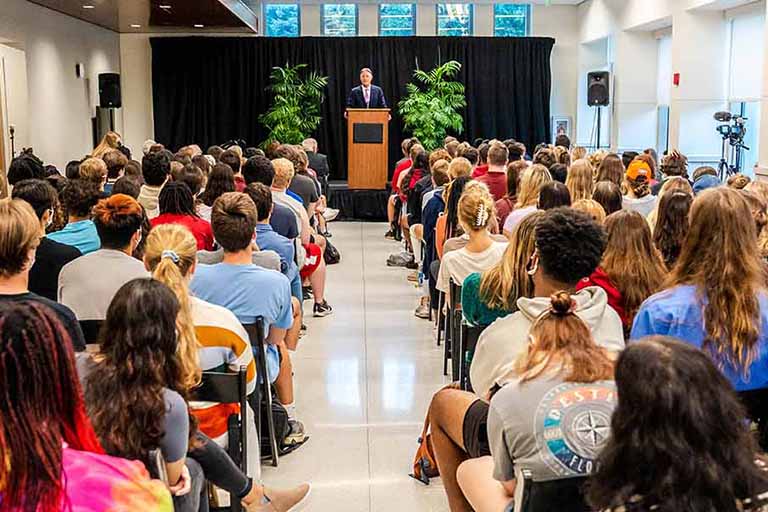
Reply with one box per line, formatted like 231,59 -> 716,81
302,138 -> 330,198
346,68 -> 387,110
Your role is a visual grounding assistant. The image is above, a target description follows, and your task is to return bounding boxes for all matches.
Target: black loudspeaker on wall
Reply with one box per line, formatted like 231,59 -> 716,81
587,71 -> 610,107
98,73 -> 122,109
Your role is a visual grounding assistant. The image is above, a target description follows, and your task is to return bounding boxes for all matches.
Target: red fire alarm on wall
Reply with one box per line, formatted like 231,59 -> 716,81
673,73 -> 680,87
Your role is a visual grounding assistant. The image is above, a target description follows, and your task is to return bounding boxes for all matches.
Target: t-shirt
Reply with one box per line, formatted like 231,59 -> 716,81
256,223 -> 301,299
472,164 -> 489,179
47,220 -> 101,255
190,263 -> 293,382
29,237 -> 81,301
392,159 -> 412,193
496,196 -> 516,228
0,292 -> 86,351
622,195 -> 657,218
631,284 -> 768,391
437,241 -> 508,293
503,205 -> 537,234
59,249 -> 148,321
461,272 -> 515,327
289,174 -> 320,210
197,203 -> 212,222
478,172 -> 508,202
271,203 -> 300,240
196,247 -> 281,272
138,184 -> 163,219
234,175 -> 246,192
488,376 -> 617,484
189,296 -> 257,444
151,213 -> 215,251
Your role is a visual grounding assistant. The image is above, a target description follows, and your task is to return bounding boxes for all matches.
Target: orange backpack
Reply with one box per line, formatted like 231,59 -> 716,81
409,412 -> 439,485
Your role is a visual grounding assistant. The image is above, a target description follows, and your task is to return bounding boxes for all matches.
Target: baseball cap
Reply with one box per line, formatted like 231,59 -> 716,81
626,160 -> 652,182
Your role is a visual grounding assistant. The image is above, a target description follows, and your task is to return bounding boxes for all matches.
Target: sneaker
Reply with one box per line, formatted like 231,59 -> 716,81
322,208 -> 340,222
414,300 -> 431,319
251,483 -> 311,512
385,229 -> 396,240
386,252 -> 414,267
313,300 -> 333,317
407,270 -> 419,282
302,287 -> 312,301
405,260 -> 419,270
285,419 -> 309,445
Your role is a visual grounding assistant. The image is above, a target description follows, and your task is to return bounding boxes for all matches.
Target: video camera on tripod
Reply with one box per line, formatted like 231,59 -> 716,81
714,111 -> 749,179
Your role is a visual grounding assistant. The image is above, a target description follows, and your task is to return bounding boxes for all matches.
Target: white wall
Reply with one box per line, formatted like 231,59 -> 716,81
120,34 -> 154,159
0,0 -> 121,169
0,44 -> 29,170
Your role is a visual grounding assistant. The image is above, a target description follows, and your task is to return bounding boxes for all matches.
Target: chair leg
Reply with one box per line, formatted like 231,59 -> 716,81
443,307 -> 451,377
262,378 -> 280,467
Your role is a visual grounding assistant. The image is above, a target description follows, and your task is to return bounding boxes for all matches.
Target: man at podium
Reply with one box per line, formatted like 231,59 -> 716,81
346,68 -> 387,109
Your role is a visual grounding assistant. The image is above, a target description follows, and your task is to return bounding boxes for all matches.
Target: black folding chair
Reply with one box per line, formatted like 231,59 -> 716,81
145,448 -> 169,485
242,320 -> 280,467
194,367 -> 249,512
739,388 -> 768,450
519,470 -> 590,512
459,324 -> 485,392
79,319 -> 103,345
448,279 -> 463,382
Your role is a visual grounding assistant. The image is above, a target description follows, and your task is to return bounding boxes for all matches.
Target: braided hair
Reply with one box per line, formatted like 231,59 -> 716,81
158,181 -> 198,217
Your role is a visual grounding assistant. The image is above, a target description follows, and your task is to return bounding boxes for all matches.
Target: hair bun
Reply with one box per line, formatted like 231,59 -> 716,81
549,291 -> 575,316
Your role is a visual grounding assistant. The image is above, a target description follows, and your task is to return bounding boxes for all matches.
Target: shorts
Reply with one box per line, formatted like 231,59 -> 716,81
300,243 -> 322,279
462,399 -> 491,458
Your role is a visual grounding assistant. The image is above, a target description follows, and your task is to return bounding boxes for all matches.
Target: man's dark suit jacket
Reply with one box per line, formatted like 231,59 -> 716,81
346,84 -> 387,109
307,151 -> 330,178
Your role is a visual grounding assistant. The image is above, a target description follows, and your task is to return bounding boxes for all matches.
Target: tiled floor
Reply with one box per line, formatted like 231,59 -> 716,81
261,222 -> 450,511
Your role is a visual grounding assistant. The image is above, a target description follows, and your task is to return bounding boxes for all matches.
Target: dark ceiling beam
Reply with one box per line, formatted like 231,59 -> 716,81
218,0 -> 259,33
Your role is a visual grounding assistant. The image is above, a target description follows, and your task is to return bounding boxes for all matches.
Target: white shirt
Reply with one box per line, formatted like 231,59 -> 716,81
436,241 -> 508,293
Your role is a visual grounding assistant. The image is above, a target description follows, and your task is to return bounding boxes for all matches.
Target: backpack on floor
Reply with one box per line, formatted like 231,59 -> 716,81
324,239 -> 341,265
259,397 -> 308,457
410,411 -> 439,485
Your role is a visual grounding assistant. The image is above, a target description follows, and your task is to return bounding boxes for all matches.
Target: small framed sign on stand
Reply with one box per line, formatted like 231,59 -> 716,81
551,116 -> 573,144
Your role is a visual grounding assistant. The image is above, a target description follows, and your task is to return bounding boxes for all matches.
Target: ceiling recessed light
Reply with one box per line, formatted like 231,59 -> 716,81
130,24 -> 141,28
82,4 -> 95,8
194,24 -> 204,28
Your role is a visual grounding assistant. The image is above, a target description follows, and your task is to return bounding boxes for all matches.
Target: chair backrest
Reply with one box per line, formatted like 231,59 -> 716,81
520,471 -> 590,512
79,319 -> 103,344
449,277 -> 462,309
738,388 -> 768,450
194,368 -> 248,405
146,448 -> 169,485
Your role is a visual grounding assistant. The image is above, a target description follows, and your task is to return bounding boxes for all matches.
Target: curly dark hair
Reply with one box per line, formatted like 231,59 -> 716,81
60,179 -> 102,218
141,150 -> 170,186
653,191 -> 693,270
85,279 -> 186,465
242,155 -> 274,186
535,207 -> 605,285
588,337 -> 768,512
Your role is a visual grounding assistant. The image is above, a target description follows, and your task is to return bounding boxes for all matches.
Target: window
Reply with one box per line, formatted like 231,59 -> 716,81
322,4 -> 358,36
437,4 -> 473,36
494,4 -> 530,37
379,4 -> 416,36
264,4 -> 300,37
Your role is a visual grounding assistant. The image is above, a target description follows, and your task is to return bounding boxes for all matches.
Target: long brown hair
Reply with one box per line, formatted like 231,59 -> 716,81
603,210 -> 666,327
667,187 -> 766,374
86,279 -> 187,463
515,291 -> 614,383
480,211 -> 542,311
596,154 -> 624,187
565,159 -> 595,202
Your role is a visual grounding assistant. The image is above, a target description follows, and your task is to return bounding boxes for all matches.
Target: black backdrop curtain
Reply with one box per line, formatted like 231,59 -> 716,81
151,36 -> 554,182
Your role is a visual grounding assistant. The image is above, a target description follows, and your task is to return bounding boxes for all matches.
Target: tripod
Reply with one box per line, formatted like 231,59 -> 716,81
717,134 -> 749,181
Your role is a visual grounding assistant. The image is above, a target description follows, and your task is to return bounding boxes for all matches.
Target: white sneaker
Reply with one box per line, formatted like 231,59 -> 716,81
322,208 -> 340,222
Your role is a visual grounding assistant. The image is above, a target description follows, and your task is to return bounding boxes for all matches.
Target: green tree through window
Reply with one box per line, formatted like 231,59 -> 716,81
437,4 -> 473,36
494,4 -> 531,37
379,4 -> 416,36
264,4 -> 300,37
322,4 -> 358,36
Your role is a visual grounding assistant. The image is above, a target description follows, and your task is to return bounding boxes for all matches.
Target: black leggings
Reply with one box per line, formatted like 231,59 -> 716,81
188,432 -> 253,499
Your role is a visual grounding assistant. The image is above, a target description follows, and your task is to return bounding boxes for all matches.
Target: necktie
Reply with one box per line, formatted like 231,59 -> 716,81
364,87 -> 370,106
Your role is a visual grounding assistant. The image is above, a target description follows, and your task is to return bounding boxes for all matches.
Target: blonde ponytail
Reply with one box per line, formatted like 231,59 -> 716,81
144,224 -> 201,391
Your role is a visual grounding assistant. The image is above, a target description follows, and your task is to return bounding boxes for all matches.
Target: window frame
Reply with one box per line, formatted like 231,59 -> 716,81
378,3 -> 417,37
321,3 -> 359,37
436,3 -> 474,37
493,3 -> 531,37
263,3 -> 301,38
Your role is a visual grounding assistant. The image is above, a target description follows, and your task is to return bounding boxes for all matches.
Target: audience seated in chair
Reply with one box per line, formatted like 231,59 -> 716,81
190,192 -> 308,447
588,337 -> 768,512
58,194 -> 147,325
151,181 -> 215,251
622,160 -> 657,219
139,150 -> 171,219
198,162 -> 236,222
455,291 -> 617,512
592,180 -> 623,217
243,155 -> 301,241
502,165 -> 552,237
0,300 -> 173,511
476,142 -> 509,202
47,178 -> 102,254
632,187 -> 768,392
0,198 -> 86,351
11,179 -> 81,301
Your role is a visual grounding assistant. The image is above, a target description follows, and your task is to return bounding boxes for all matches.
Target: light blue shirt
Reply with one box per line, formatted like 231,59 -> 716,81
631,284 -> 768,391
191,263 -> 293,382
255,223 -> 301,299
47,220 -> 100,255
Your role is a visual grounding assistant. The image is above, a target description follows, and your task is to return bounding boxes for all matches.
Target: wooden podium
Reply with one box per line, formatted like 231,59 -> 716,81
347,108 -> 389,190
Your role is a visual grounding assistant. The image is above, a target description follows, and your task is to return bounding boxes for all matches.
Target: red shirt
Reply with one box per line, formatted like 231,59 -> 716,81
576,267 -> 627,326
151,213 -> 215,251
234,175 -> 246,192
477,172 -> 507,202
472,164 -> 489,179
392,159 -> 412,193
495,196 -> 516,227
